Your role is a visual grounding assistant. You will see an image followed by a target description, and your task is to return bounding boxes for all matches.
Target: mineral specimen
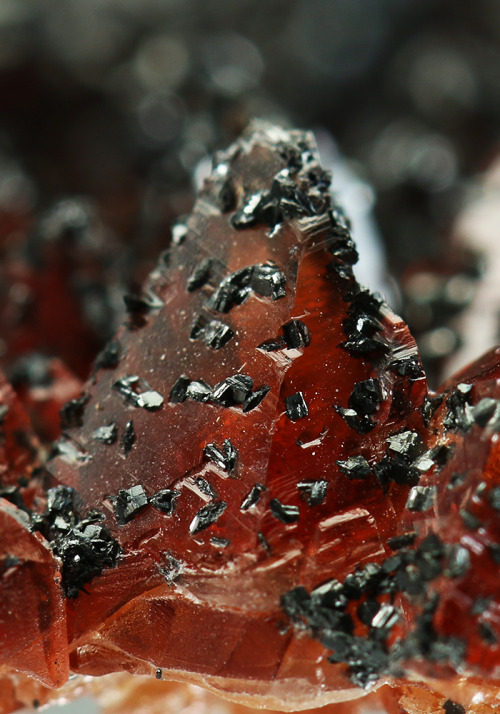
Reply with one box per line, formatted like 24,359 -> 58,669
2,122 -> 500,714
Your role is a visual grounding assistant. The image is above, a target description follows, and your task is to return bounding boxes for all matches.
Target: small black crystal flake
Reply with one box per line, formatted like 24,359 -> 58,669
187,258 -> 213,292
121,420 -> 135,457
93,340 -> 121,371
113,375 -> 164,410
337,455 -> 371,480
240,483 -> 266,510
282,319 -> 311,349
243,385 -> 270,413
285,392 -> 309,421
150,489 -> 181,515
60,394 -> 90,429
297,480 -> 328,505
190,315 -> 234,350
270,498 -> 300,523
92,423 -> 118,445
195,476 -> 218,499
169,374 -> 269,412
204,439 -> 238,474
206,263 -> 286,313
189,500 -> 228,534
212,375 -> 254,407
111,485 -> 149,526
405,486 -> 436,512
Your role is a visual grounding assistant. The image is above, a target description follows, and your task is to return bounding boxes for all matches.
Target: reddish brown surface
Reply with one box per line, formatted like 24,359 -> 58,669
0,200 -> 121,379
0,369 -> 41,502
391,346 -> 500,681
0,367 -> 67,696
11,357 -> 83,444
44,126 -> 427,707
0,501 -> 68,689
2,124 -> 500,714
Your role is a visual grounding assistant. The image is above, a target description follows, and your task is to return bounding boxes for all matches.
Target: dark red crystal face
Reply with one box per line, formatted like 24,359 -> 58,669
9,357 -> 83,444
2,122 -> 500,714
0,371 -> 68,694
0,370 -> 42,503
0,199 -> 120,380
0,501 -> 67,689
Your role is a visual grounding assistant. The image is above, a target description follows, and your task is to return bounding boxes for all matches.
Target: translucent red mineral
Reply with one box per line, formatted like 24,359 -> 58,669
0,369 -> 67,700
2,122 -> 500,714
0,198 -> 121,379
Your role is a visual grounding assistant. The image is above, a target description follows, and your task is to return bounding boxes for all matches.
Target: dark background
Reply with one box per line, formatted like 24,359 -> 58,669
0,0 -> 498,383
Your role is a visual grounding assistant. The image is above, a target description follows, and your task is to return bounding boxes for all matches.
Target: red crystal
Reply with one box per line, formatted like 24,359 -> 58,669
0,199 -> 120,379
0,370 -> 67,695
41,124 -> 427,704
0,501 -> 68,689
0,368 -> 42,502
3,123 -> 500,714
9,357 -> 83,444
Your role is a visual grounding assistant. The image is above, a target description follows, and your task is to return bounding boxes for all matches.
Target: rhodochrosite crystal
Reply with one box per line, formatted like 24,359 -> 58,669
2,122 -> 500,714
0,370 -> 68,701
0,199 -> 120,380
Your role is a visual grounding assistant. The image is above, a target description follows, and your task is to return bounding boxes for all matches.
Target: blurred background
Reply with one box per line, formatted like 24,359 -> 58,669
1,0 -> 500,398
2,3 -> 500,713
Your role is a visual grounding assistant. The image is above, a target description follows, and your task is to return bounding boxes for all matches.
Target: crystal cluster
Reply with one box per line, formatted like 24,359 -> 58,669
2,123 -> 500,714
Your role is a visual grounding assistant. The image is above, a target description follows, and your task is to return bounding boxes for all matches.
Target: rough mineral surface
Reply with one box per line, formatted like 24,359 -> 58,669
2,123 -> 500,714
